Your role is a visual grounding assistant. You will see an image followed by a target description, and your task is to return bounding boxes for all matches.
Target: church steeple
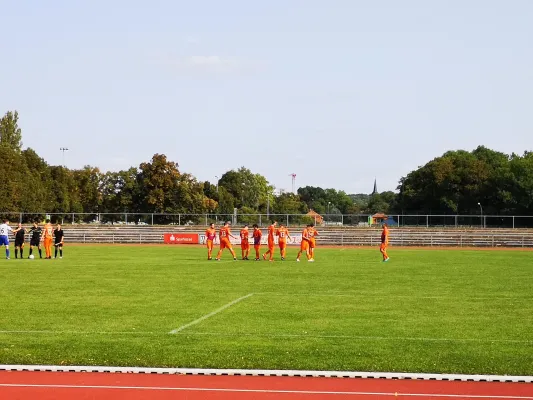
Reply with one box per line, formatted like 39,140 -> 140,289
372,178 -> 378,195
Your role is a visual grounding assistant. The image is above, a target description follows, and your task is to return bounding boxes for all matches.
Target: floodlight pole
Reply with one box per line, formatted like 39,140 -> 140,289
60,147 -> 69,167
477,202 -> 483,228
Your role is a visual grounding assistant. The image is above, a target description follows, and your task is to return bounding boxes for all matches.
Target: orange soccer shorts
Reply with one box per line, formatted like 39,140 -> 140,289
241,241 -> 250,250
220,239 -> 231,249
380,243 -> 388,251
300,240 -> 309,252
206,240 -> 214,250
279,240 -> 287,250
268,240 -> 275,251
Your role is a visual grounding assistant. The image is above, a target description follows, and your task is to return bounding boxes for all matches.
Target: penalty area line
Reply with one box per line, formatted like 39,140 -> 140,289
169,293 -> 254,334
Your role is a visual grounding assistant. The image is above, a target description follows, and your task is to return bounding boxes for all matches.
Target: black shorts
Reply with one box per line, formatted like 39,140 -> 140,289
15,240 -> 24,247
30,239 -> 40,247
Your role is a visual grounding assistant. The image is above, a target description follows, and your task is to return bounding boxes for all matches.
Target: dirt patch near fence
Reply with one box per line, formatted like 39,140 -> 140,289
65,243 -> 533,251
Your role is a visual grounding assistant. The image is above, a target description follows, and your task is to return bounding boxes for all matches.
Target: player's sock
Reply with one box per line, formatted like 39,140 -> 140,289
55,248 -> 58,258
38,249 -> 42,258
15,249 -> 18,258
60,249 -> 63,258
20,248 -> 24,258
6,249 -> 10,258
29,248 -> 33,256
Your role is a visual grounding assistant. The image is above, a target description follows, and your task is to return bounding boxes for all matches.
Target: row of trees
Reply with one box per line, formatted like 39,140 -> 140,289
1,110 -> 533,220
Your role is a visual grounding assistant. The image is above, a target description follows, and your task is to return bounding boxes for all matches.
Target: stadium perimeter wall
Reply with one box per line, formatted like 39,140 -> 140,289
46,226 -> 533,248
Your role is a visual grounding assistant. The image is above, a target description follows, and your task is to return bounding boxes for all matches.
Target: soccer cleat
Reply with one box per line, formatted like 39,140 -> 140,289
208,257 -> 212,260
215,258 -> 220,261
233,257 -> 237,261
383,258 -> 390,262
296,258 -> 300,262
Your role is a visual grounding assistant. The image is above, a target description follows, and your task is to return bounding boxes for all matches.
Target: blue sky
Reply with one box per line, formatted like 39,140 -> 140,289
1,0 -> 532,194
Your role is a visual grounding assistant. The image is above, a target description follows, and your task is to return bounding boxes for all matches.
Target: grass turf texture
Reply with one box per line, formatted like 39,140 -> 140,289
0,246 -> 532,376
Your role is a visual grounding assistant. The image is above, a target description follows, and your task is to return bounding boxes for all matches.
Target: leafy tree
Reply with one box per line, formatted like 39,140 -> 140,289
0,111 -> 23,152
136,154 -> 181,213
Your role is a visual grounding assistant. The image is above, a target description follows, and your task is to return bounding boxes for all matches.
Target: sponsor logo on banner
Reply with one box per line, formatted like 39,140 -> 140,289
199,232 -> 303,245
164,233 -> 199,244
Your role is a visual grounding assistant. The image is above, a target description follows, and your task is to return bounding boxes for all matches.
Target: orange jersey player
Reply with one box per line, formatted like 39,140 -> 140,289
215,221 -> 237,261
205,223 -> 217,260
296,225 -> 311,262
307,223 -> 319,262
42,219 -> 54,259
276,224 -> 291,260
240,225 -> 251,260
380,223 -> 390,262
262,220 -> 277,261
252,224 -> 262,261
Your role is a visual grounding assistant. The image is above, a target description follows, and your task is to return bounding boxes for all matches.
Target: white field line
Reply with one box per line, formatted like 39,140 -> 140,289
169,293 -> 254,334
1,365 -> 533,383
0,329 -> 532,344
0,384 -> 532,399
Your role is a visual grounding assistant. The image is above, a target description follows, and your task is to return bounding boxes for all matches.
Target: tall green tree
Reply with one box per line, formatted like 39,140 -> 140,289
0,111 -> 23,152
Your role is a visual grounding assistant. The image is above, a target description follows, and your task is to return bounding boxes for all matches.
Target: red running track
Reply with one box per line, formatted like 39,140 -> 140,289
1,371 -> 532,400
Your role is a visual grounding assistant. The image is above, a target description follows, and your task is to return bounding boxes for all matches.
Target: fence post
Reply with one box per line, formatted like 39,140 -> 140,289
341,215 -> 344,226
72,213 -> 75,224
113,234 -> 115,244
426,215 -> 429,228
286,214 -> 289,227
513,216 -> 515,229
152,214 -> 154,226
259,214 -> 262,226
205,214 -> 208,226
125,213 -> 128,224
492,234 -> 494,247
140,234 -> 142,244
83,233 -> 86,243
179,214 -> 181,226
397,215 -> 400,227
19,213 -> 22,223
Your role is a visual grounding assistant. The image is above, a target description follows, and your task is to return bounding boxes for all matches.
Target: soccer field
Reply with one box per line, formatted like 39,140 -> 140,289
1,245 -> 532,376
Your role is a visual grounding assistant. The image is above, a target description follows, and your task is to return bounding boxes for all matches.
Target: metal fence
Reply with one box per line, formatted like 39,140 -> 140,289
3,212 -> 533,228
52,227 -> 533,247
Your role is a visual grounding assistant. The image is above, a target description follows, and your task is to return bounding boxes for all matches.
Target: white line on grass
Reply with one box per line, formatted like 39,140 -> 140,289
169,293 -> 254,334
0,384 -> 531,399
0,329 -> 531,344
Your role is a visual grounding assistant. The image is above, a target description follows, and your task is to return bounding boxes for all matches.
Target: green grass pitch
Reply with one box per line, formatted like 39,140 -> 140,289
1,245 -> 532,375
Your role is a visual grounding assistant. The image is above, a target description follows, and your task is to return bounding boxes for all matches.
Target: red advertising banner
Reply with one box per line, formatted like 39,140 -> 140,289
164,233 -> 199,244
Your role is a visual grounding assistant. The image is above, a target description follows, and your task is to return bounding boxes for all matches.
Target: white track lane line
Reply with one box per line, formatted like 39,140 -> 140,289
169,293 -> 254,334
0,384 -> 532,399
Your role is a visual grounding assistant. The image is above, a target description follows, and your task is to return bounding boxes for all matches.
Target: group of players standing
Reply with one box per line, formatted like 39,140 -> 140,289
0,219 -> 65,260
204,220 -> 319,262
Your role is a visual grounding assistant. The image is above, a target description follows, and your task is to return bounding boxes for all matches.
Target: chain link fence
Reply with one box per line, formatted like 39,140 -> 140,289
4,212 -> 533,228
